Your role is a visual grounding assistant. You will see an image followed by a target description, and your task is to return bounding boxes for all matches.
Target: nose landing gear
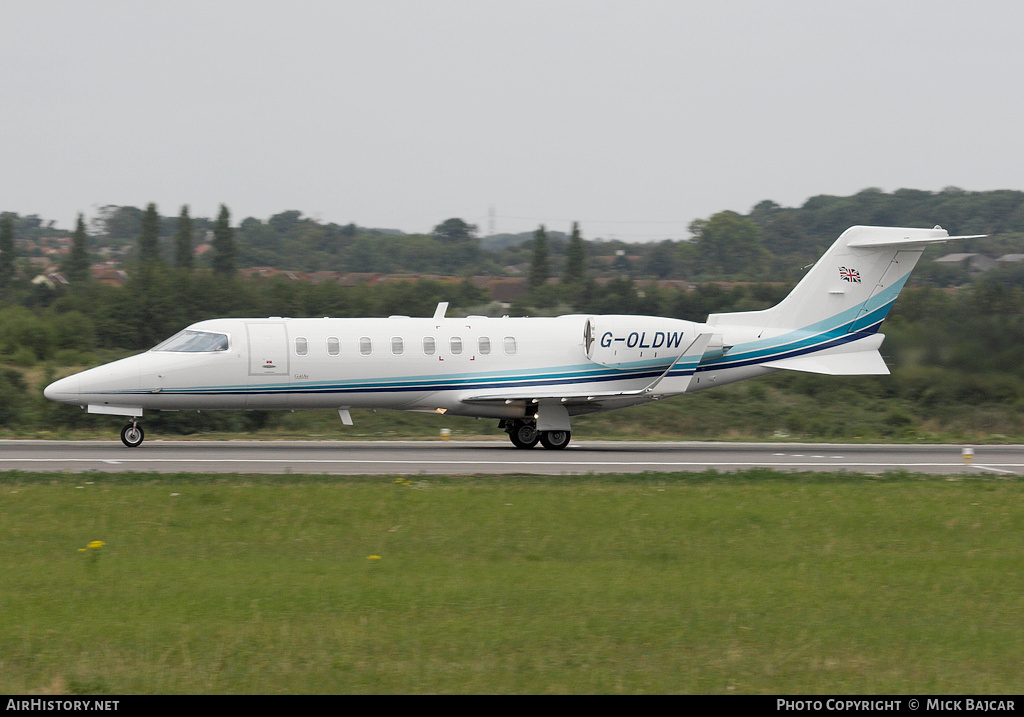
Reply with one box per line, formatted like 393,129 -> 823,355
120,421 -> 145,448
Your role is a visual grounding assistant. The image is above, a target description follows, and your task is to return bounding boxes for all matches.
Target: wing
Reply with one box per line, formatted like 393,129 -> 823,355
457,333 -> 714,423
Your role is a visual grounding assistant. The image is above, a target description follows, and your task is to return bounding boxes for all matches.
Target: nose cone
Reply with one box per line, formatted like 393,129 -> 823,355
44,374 -> 81,404
43,356 -> 141,405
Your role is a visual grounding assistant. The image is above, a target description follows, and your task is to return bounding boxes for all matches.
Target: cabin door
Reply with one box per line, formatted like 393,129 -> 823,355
246,322 -> 289,376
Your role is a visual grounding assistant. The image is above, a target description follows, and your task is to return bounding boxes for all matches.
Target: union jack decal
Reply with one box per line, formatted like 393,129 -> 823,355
839,266 -> 861,283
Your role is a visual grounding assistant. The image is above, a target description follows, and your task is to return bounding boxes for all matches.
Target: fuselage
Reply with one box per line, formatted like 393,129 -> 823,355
45,313 -> 749,420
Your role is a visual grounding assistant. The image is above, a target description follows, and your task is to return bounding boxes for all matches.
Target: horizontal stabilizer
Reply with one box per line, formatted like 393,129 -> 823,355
762,350 -> 889,375
843,231 -> 987,250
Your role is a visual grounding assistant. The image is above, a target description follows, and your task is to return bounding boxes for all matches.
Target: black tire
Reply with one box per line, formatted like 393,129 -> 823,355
120,423 -> 144,448
539,430 -> 571,450
508,421 -> 539,449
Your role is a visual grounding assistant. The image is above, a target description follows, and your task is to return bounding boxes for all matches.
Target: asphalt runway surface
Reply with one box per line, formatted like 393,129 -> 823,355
1,439 -> 1021,476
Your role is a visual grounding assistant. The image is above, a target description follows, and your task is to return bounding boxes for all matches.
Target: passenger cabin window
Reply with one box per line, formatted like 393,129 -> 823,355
478,337 -> 491,355
359,337 -> 373,356
295,337 -> 308,356
392,337 -> 404,355
503,336 -> 517,355
423,337 -> 436,355
450,337 -> 463,355
152,330 -> 229,353
327,337 -> 340,356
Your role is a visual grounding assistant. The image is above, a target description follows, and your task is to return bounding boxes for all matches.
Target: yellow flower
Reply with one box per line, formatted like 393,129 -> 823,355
367,555 -> 381,560
87,540 -> 105,550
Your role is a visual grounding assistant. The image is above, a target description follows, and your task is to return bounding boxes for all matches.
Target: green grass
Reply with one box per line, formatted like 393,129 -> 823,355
1,470 -> 1022,694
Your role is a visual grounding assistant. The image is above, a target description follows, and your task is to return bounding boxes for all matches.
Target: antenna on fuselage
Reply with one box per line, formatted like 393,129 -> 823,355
433,302 -> 449,320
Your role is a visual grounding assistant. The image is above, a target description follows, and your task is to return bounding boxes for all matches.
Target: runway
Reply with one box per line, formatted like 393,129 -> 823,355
1,439 -> 1021,476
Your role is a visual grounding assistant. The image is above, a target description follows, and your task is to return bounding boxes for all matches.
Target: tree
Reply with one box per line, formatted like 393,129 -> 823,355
529,224 -> 549,290
640,240 -> 679,279
0,214 -> 15,286
760,211 -> 812,269
268,210 -> 303,235
63,214 -> 91,283
138,202 -> 162,267
212,204 -> 236,277
690,211 -> 766,278
562,221 -> 586,284
748,200 -> 783,228
432,218 -> 477,243
96,205 -> 143,241
430,218 -> 481,274
175,205 -> 194,270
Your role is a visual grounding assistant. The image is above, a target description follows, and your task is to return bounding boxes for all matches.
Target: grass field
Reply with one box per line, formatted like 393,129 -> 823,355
2,469 -> 1022,694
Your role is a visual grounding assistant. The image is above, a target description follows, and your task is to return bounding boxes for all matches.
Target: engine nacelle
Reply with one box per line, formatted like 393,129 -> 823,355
584,315 -> 703,369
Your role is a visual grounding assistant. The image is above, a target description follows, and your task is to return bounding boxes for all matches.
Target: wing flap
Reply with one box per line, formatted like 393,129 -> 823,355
460,386 -> 648,404
460,333 -> 716,406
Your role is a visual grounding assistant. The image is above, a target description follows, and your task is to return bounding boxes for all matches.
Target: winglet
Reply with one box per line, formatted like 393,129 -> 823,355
433,302 -> 449,320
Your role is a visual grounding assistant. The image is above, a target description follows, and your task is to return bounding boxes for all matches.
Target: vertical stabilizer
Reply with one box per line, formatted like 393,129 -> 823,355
706,225 -> 972,336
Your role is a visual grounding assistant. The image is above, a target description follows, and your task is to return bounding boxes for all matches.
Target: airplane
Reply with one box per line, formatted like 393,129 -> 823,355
44,225 -> 976,449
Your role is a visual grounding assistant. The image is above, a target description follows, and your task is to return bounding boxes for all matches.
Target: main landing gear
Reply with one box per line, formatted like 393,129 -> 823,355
120,421 -> 145,448
500,419 -> 571,450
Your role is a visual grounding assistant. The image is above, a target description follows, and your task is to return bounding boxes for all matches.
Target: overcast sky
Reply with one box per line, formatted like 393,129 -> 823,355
3,1 -> 1022,241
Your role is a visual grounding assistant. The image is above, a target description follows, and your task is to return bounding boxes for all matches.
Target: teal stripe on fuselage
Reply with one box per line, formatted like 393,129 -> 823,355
104,359 -> 674,399
695,273 -> 907,373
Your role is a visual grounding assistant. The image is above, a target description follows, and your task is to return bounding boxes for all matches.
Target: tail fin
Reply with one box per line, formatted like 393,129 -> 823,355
702,225 -> 980,376
707,225 -> 977,336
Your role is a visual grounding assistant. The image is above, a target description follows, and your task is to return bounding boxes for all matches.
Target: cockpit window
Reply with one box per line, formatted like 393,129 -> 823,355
151,330 -> 229,353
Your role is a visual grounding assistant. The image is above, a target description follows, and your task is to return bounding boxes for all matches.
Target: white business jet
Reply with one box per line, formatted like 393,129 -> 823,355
44,225 -> 973,448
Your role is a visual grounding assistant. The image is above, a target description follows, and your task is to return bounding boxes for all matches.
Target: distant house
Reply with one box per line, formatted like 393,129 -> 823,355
91,263 -> 128,286
32,272 -> 70,289
933,253 -> 997,272
240,267 -> 286,279
487,278 -> 528,302
656,280 -> 697,291
305,271 -> 342,284
337,273 -> 383,286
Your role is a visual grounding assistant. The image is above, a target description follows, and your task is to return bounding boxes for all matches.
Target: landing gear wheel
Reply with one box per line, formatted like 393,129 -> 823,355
540,430 -> 571,450
120,422 -> 144,448
508,420 -> 539,449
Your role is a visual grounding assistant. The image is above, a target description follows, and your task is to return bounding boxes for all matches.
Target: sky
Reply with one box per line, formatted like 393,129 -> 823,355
3,0 -> 1024,241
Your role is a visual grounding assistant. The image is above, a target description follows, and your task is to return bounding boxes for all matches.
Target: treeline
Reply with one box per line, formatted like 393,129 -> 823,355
4,186 -> 1024,364
4,186 -> 1024,355
7,187 -> 1024,285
